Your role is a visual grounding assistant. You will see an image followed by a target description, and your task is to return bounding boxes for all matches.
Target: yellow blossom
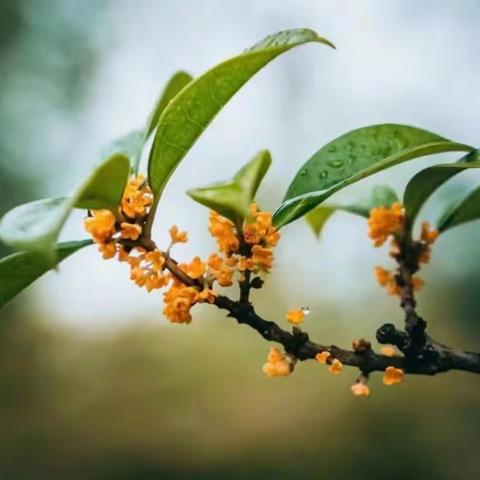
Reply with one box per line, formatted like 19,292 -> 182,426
84,210 -> 116,242
208,211 -> 240,254
163,285 -> 199,324
368,202 -> 405,247
120,222 -> 142,241
98,242 -> 117,259
329,358 -> 343,374
351,382 -> 370,397
169,225 -> 188,244
121,175 -> 152,219
315,351 -> 331,364
262,347 -> 292,378
286,308 -> 305,325
383,366 -> 404,385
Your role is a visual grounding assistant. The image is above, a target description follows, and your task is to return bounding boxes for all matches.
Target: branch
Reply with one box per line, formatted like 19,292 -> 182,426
143,232 -> 480,377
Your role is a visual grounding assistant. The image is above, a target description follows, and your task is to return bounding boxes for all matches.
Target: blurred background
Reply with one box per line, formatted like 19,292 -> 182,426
1,0 -> 480,478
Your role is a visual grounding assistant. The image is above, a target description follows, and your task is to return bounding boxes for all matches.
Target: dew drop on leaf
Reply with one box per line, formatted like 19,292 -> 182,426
327,159 -> 344,168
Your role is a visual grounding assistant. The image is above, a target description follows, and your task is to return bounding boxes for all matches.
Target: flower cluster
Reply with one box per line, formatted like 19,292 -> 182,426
84,179 -> 280,325
315,351 -> 343,374
84,175 -> 216,324
383,366 -> 404,386
84,175 -> 153,259
262,347 -> 293,377
351,380 -> 370,397
206,203 -> 280,284
368,202 -> 405,247
368,202 -> 439,296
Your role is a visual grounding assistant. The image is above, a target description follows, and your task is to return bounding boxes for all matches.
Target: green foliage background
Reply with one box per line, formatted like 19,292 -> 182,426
1,1 -> 480,479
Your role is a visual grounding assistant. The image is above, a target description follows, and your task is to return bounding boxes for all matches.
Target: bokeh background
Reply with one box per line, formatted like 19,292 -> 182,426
1,1 -> 480,478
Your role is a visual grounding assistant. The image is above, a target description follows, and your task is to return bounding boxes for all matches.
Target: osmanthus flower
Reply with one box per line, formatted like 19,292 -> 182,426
262,347 -> 293,378
315,351 -> 331,364
286,308 -> 305,325
368,202 -> 405,247
369,203 -> 438,297
329,358 -> 343,375
350,381 -> 370,397
383,366 -> 404,385
315,351 -> 343,374
121,174 -> 153,219
84,210 -> 116,242
169,225 -> 188,244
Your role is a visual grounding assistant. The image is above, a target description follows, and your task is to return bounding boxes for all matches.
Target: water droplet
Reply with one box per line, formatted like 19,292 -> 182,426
301,306 -> 310,316
327,159 -> 344,168
327,146 -> 337,153
318,170 -> 328,179
300,169 -> 309,177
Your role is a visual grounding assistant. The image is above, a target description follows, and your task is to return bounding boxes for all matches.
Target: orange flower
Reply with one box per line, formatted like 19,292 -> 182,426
145,250 -> 165,272
329,358 -> 343,374
207,253 -> 234,287
169,225 -> 188,244
380,346 -> 396,357
262,347 -> 292,378
412,275 -> 424,291
198,288 -> 217,303
163,285 -> 199,324
121,175 -> 153,219
383,366 -> 404,385
315,351 -> 331,364
374,266 -> 401,296
420,222 -> 439,245
84,209 -> 116,242
251,245 -> 274,272
368,202 -> 405,247
208,211 -> 240,254
237,256 -> 255,272
374,266 -> 392,287
120,222 -> 142,241
286,308 -> 305,325
184,256 -> 205,279
351,382 -> 370,397
98,242 -> 117,259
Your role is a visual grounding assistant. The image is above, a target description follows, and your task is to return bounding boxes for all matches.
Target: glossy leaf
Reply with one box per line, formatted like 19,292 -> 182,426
273,124 -> 473,228
0,240 -> 91,311
148,28 -> 334,202
0,154 -> 129,256
437,185 -> 480,232
403,150 -> 480,230
306,185 -> 398,238
187,150 -> 272,222
102,130 -> 145,172
146,71 -> 193,137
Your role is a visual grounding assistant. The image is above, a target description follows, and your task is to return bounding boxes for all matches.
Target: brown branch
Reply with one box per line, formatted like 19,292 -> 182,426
214,295 -> 480,376
140,230 -> 480,377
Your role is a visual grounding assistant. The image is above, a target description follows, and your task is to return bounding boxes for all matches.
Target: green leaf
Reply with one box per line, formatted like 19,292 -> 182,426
187,150 -> 272,222
403,150 -> 480,231
0,240 -> 92,311
103,130 -> 145,173
273,124 -> 473,228
305,185 -> 398,237
305,206 -> 336,237
146,71 -> 193,137
148,28 -> 334,204
0,154 -> 129,256
437,185 -> 480,233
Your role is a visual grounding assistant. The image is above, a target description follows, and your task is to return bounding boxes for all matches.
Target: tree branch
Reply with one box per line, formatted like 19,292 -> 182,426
146,235 -> 480,377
